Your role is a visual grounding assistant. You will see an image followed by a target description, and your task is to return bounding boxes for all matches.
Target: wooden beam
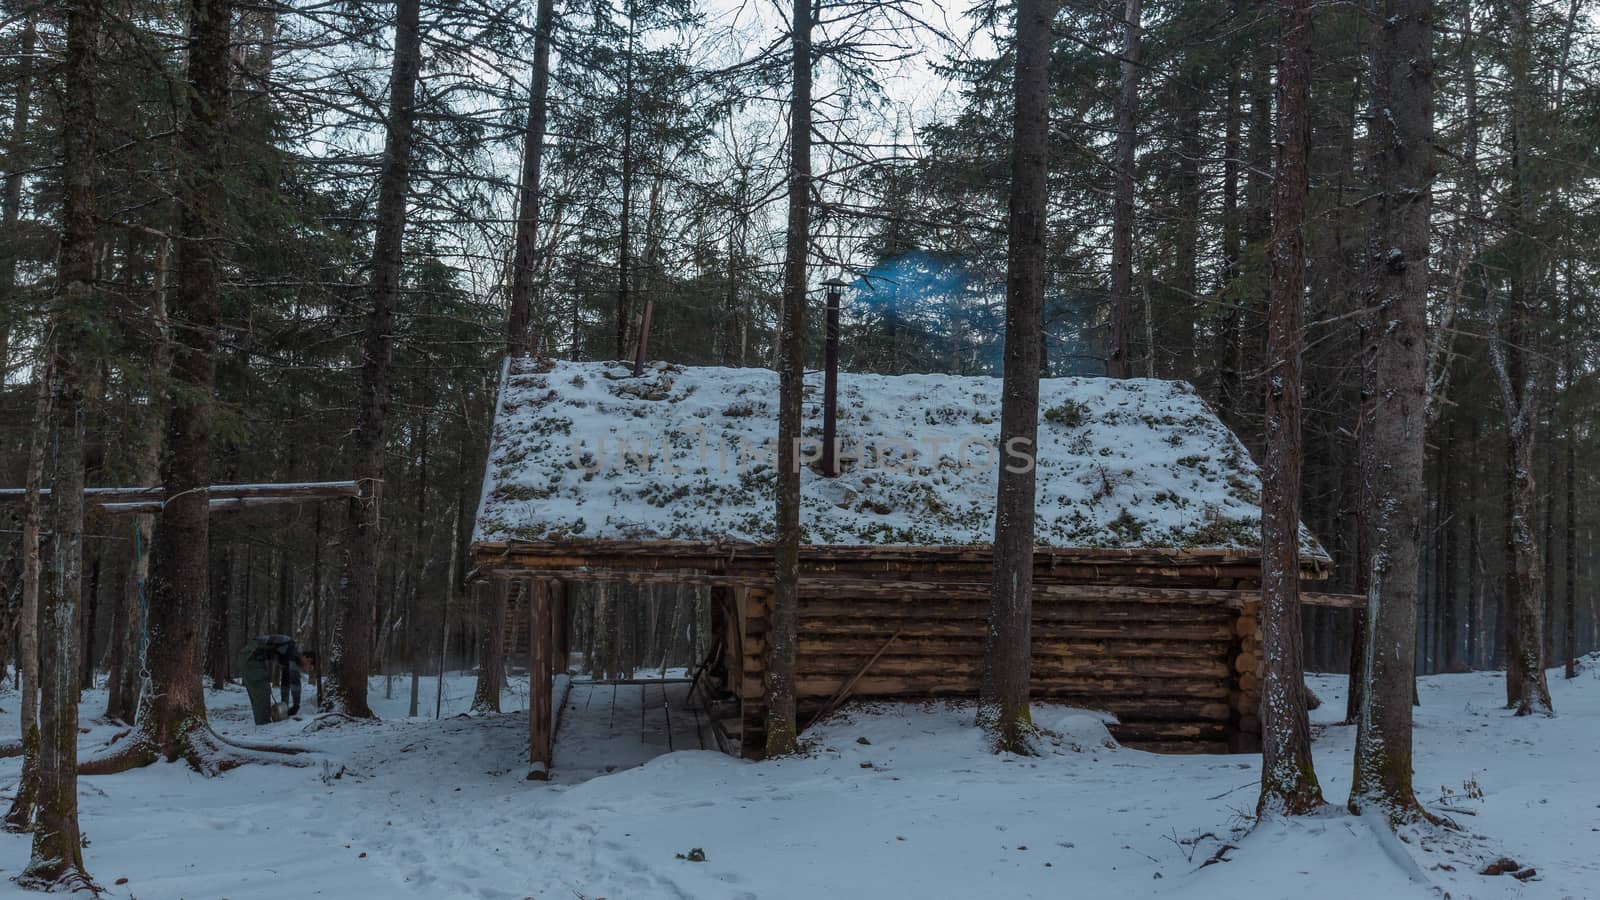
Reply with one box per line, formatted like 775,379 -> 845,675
476,558 -> 1287,586
0,480 -> 361,511
1296,592 -> 1367,610
474,568 -> 1363,611
803,631 -> 901,730
526,579 -> 553,780
565,677 -> 695,686
100,495 -> 351,514
473,538 -> 1315,567
476,567 -> 735,586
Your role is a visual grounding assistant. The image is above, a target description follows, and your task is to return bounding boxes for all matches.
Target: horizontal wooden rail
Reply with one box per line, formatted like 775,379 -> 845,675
0,480 -> 361,512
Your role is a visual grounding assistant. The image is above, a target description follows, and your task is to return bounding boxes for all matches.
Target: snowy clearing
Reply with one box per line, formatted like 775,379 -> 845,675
2,661 -> 1596,899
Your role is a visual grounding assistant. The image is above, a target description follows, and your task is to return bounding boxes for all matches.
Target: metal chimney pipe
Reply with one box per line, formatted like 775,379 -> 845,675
822,278 -> 846,477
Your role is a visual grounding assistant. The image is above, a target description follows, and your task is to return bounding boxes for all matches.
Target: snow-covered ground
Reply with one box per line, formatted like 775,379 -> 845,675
2,661 -> 1596,899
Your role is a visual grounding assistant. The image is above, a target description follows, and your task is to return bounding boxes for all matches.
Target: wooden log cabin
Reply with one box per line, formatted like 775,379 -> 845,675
470,358 -> 1360,771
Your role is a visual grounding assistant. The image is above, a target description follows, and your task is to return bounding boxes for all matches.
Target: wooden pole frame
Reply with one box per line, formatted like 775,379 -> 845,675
0,480 -> 360,511
526,578 -> 554,779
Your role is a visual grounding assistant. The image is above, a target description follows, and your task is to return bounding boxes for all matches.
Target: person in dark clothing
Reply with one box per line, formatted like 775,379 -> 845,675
239,634 -> 316,725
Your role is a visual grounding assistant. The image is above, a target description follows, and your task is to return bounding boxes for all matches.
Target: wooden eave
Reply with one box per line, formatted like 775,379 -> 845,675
470,538 -> 1334,584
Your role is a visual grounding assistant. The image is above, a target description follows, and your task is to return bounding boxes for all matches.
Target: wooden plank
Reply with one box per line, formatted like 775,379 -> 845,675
1121,740 -> 1231,755
791,581 -> 1349,607
796,636 -> 1230,659
797,619 -> 1236,642
1103,699 -> 1232,722
797,654 -> 1230,680
794,674 -> 1232,700
741,672 -> 764,700
1108,721 -> 1229,741
1298,592 -> 1366,609
798,601 -> 1233,623
527,579 -> 553,779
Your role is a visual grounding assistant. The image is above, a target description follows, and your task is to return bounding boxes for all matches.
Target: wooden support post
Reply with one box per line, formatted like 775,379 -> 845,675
550,579 -> 568,675
527,579 -> 553,779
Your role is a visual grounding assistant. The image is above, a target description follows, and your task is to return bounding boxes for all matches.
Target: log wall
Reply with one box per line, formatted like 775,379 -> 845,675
471,542 -> 1356,760
715,574 -> 1352,757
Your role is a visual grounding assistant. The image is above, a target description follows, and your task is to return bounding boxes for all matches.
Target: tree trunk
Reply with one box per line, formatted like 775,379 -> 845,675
107,520 -> 155,722
79,0 -> 282,779
722,166 -> 750,366
1257,0 -> 1323,818
1168,58 -> 1202,380
329,0 -> 423,719
978,0 -> 1057,754
206,542 -> 232,689
80,552 -> 101,691
1500,419 -> 1550,713
1348,0 -> 1432,824
29,349 -> 92,888
2,363 -> 49,832
107,235 -> 169,723
765,0 -> 813,758
1468,419 -> 1485,669
1442,420 -> 1460,670
1540,413 -> 1556,665
1234,34 -> 1273,430
505,0 -> 557,356
1491,0 -> 1552,717
107,239 -> 172,723
19,0 -> 97,887
473,580 -> 509,713
276,547 -> 293,635
1216,3 -> 1243,419
632,175 -> 664,376
312,501 -> 323,696
0,13 -> 35,379
613,1 -> 638,361
1564,335 -> 1577,678
1104,0 -> 1140,379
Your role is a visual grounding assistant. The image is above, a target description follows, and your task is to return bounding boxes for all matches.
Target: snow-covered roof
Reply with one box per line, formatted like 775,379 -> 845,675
472,357 -> 1320,554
